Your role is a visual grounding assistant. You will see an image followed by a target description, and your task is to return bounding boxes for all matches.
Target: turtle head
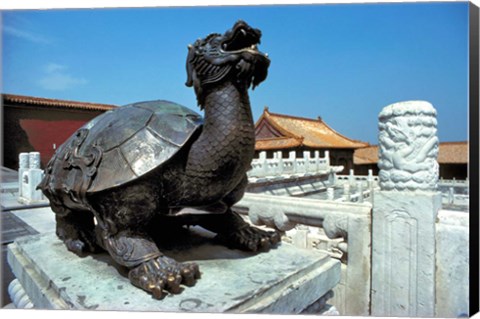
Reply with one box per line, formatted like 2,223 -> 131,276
186,20 -> 270,107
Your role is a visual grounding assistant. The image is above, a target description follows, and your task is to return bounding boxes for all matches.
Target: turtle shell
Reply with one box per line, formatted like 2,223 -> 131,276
52,100 -> 203,193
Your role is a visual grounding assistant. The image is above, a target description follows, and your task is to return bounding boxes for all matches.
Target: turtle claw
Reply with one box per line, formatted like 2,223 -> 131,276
128,256 -> 200,299
216,226 -> 281,252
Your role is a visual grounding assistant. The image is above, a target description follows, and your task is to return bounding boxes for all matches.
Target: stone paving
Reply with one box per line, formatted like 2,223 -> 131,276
1,168 -> 55,235
1,167 -> 55,307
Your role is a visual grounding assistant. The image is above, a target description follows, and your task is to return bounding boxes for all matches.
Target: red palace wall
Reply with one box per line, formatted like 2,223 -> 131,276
4,105 -> 106,169
19,118 -> 90,165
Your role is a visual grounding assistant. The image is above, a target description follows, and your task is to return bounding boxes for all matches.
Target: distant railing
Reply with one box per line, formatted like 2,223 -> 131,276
438,178 -> 469,187
439,185 -> 469,207
336,169 -> 379,183
331,170 -> 379,204
248,150 -> 334,178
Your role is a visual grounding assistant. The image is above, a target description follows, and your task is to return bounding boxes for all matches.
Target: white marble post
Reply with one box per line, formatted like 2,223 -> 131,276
292,226 -> 309,249
276,151 -> 284,175
29,152 -> 41,169
367,169 -> 373,188
448,187 -> 454,205
18,153 -> 29,198
289,151 -> 297,174
314,151 -> 320,172
303,151 -> 310,174
259,151 -> 267,177
357,182 -> 364,203
348,169 -> 355,186
327,187 -> 334,201
18,152 -> 45,204
372,101 -> 441,317
343,183 -> 350,202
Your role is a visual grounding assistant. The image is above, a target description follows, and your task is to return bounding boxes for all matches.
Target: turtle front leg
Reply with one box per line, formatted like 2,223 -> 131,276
129,255 -> 200,299
190,209 -> 281,252
214,210 -> 281,252
100,230 -> 200,299
189,175 -> 281,252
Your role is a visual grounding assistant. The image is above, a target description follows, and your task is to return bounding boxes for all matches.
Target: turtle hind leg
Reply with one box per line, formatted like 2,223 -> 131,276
54,207 -> 101,256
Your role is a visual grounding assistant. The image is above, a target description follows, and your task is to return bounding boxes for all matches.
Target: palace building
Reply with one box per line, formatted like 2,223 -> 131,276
254,107 -> 369,174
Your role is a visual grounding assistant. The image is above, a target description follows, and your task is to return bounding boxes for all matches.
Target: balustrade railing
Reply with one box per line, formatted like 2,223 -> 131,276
234,193 -> 372,316
336,169 -> 379,183
438,178 -> 469,186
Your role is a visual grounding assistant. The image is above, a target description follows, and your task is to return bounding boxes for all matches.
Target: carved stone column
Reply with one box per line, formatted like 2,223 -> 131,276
371,101 -> 441,317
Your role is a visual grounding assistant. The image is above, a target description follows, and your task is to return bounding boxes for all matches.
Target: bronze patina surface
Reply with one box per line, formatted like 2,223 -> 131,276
38,20 -> 279,299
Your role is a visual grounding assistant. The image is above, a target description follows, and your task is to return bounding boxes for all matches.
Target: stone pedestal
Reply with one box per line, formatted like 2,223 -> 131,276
371,190 -> 441,317
8,232 -> 340,313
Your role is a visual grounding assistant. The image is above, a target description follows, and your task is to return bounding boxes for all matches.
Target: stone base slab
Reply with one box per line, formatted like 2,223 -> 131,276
8,232 -> 340,313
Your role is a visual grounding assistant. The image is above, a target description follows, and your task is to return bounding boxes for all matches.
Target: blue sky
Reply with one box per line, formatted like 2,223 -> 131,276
2,2 -> 470,144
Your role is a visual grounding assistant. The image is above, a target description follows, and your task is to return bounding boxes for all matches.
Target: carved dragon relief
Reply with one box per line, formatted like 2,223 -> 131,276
378,101 -> 439,191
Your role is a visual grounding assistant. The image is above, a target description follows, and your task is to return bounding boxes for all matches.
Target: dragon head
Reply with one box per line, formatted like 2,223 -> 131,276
186,20 -> 270,107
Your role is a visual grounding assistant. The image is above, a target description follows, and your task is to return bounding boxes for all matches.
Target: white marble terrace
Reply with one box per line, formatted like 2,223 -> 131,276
237,101 -> 469,317
9,100 -> 470,317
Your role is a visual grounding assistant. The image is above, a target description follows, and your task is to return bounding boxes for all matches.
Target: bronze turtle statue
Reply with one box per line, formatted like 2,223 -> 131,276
38,20 -> 279,299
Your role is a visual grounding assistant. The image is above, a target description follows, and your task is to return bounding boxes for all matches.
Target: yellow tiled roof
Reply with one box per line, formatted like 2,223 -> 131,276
354,141 -> 468,165
353,145 -> 379,164
255,137 -> 303,150
255,108 -> 369,150
437,141 -> 468,164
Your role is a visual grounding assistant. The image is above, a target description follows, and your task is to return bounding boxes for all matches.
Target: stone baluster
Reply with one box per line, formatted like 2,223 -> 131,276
29,152 -> 41,169
343,183 -> 351,202
327,187 -> 335,201
371,101 -> 441,317
270,152 -> 277,176
292,225 -> 309,249
314,150 -> 320,172
325,150 -> 330,167
367,169 -> 373,187
276,151 -> 284,176
259,151 -> 268,177
348,169 -> 355,186
303,151 -> 310,174
18,153 -> 29,198
357,182 -> 364,203
8,279 -> 34,309
289,151 -> 297,175
448,187 -> 454,205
